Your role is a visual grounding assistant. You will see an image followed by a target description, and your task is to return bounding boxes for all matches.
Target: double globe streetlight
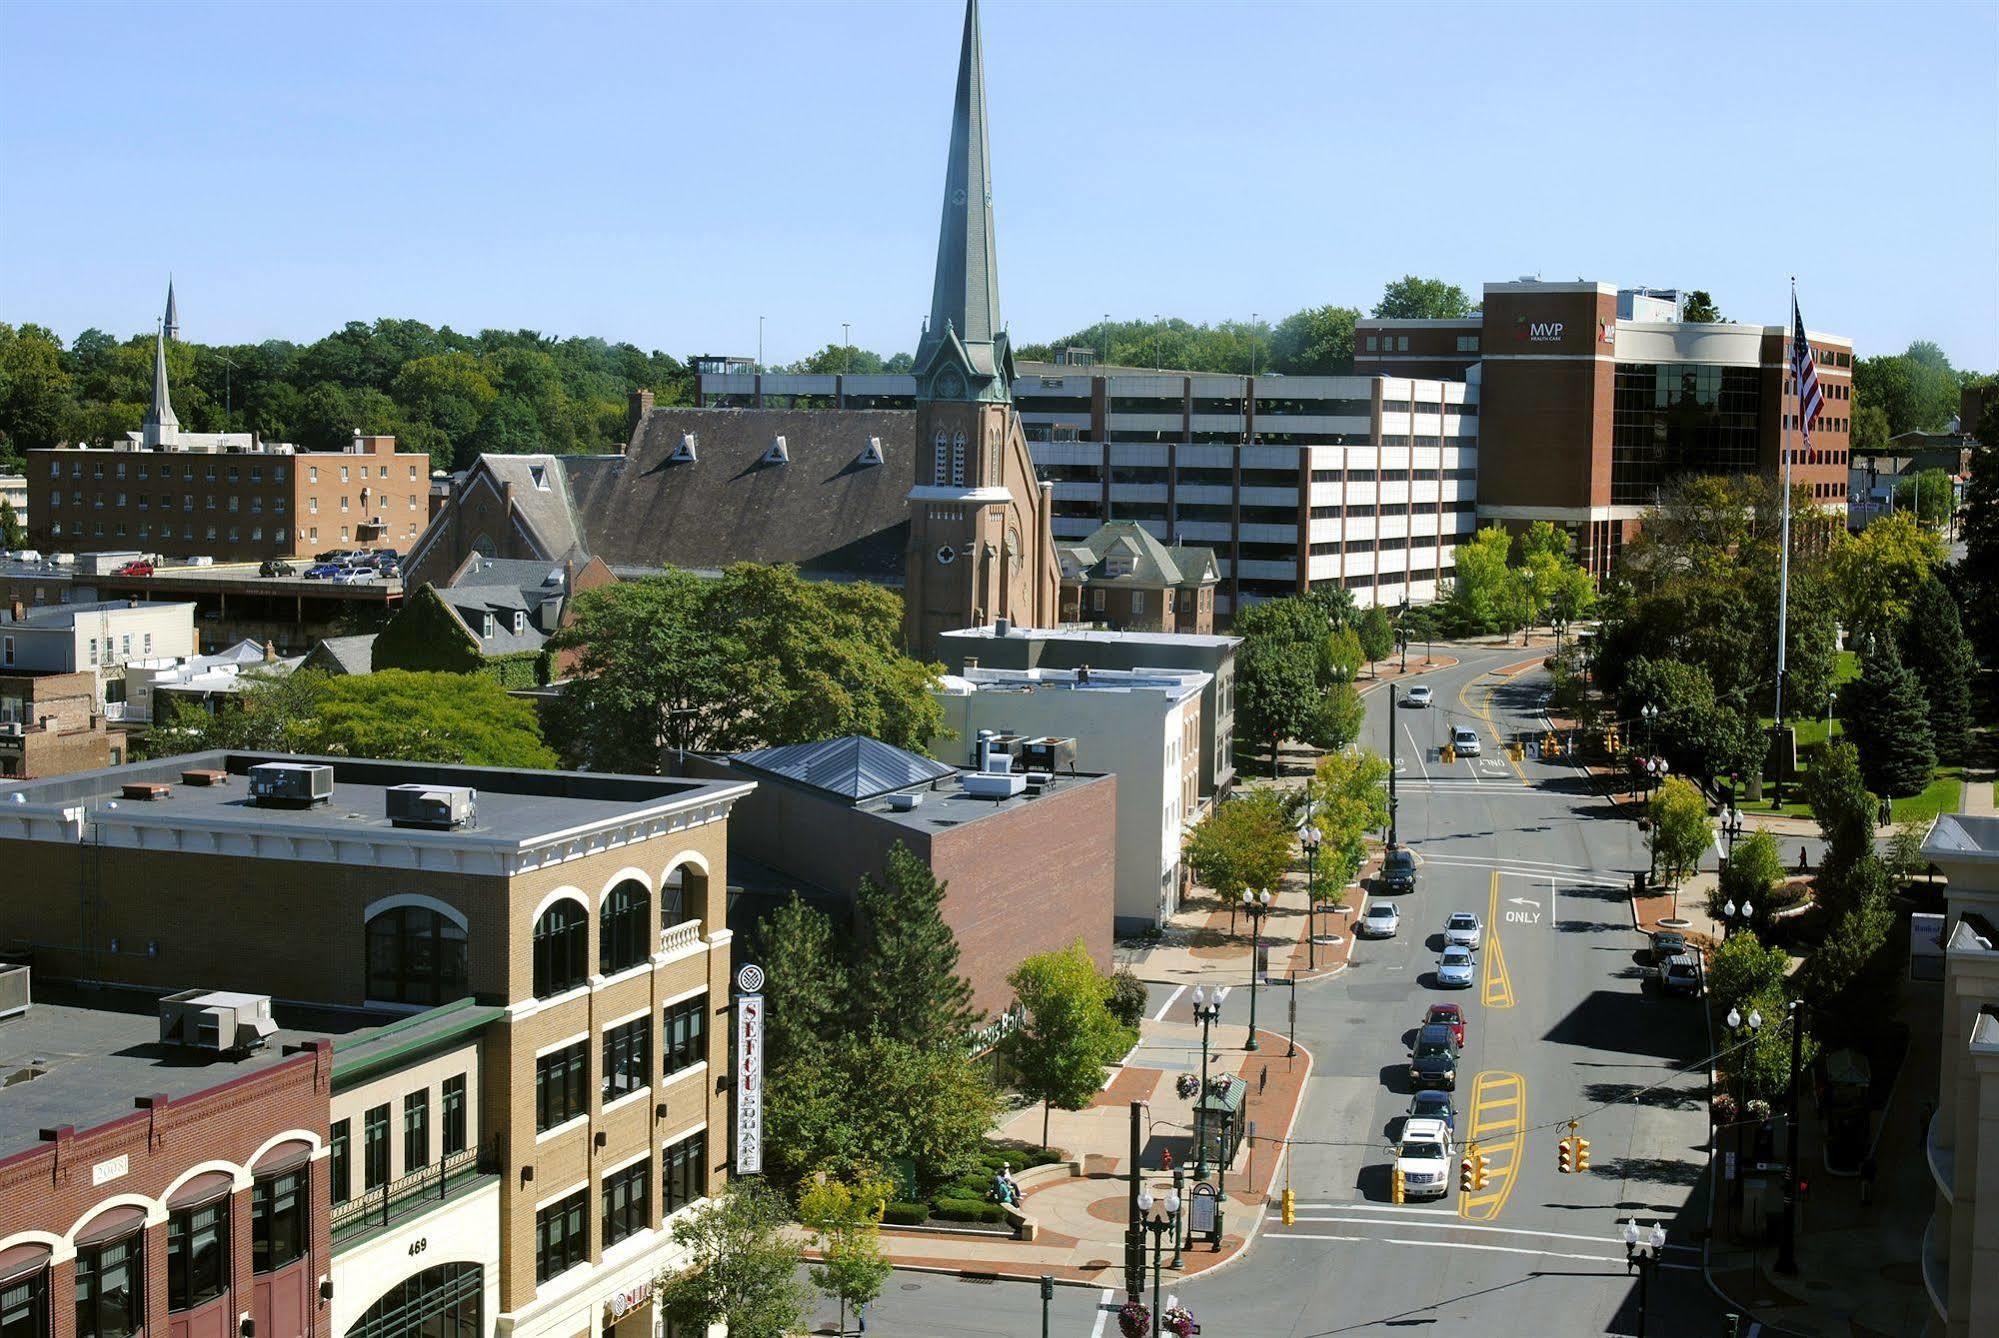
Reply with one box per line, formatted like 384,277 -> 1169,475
1621,1220 -> 1669,1337
1241,889 -> 1273,1051
1134,1188 -> 1182,1338
1721,898 -> 1756,940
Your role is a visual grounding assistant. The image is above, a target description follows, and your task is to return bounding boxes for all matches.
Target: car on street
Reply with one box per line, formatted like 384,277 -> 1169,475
1423,1003 -> 1466,1046
1405,685 -> 1432,708
1407,1088 -> 1456,1134
1394,1117 -> 1455,1198
1409,1024 -> 1461,1090
303,563 -> 342,580
114,560 -> 154,577
1380,847 -> 1418,894
1649,930 -> 1689,964
1451,726 -> 1483,758
1657,952 -> 1702,996
1444,912 -> 1483,950
1359,901 -> 1401,938
1436,945 -> 1476,989
259,559 -> 297,577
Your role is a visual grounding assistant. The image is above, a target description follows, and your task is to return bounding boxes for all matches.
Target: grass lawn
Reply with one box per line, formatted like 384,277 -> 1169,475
1891,769 -> 1964,823
1832,650 -> 1859,688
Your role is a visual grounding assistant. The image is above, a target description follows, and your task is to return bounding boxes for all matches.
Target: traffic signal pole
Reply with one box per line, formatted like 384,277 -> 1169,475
1388,684 -> 1399,847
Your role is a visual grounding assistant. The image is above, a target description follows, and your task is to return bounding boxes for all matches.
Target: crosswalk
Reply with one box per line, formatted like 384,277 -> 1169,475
1262,1200 -> 1702,1270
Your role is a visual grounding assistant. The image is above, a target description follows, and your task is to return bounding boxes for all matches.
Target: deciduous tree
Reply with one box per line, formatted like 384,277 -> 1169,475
1373,276 -> 1474,320
1708,933 -> 1790,1011
1356,606 -> 1396,670
1832,513 -> 1947,638
1308,748 -> 1393,888
1186,788 -> 1295,905
1647,776 -> 1710,888
654,1182 -> 807,1338
801,1170 -> 894,1337
1000,942 -> 1138,1146
1269,306 -> 1359,375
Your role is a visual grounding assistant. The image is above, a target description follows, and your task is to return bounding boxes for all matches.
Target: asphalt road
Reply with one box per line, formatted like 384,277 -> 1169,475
823,645 -> 1735,1338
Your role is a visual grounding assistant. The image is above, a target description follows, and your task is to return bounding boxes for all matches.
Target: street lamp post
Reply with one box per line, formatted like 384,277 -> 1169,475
1777,999 -> 1807,1274
1621,1220 -> 1668,1337
1190,988 -> 1221,1180
1135,1187 -> 1182,1338
1720,898 -> 1755,941
1299,826 -> 1321,970
1642,702 -> 1659,754
1242,889 -> 1272,1050
1720,803 -> 1745,862
1725,1005 -> 1763,1111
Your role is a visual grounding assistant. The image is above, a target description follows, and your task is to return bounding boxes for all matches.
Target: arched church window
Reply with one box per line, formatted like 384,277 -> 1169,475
950,433 -> 967,487
933,432 -> 949,485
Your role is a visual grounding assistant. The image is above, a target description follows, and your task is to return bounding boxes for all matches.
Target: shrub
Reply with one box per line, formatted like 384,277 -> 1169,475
932,1198 -> 1005,1223
1108,968 -> 1149,1029
882,1202 -> 927,1226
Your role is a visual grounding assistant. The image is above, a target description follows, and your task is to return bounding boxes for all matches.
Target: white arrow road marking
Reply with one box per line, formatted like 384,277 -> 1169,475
1507,897 -> 1541,908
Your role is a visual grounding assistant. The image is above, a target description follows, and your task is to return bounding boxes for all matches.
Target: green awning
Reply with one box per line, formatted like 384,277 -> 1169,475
1195,1074 -> 1247,1116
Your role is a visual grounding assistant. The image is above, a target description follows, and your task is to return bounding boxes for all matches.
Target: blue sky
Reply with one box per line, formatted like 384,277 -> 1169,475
3,0 -> 1994,369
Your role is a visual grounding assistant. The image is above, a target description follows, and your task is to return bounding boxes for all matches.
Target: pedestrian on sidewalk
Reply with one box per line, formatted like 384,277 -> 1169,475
1798,846 -> 1811,874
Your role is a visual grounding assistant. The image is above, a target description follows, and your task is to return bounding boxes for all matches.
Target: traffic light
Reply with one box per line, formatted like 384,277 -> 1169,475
1472,1150 -> 1490,1191
1574,1136 -> 1590,1173
1392,1165 -> 1406,1205
1458,1152 -> 1475,1193
1557,1137 -> 1573,1174
1281,1187 -> 1296,1225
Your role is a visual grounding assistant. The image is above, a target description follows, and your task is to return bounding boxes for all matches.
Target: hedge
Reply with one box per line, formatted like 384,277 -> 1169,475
931,1199 -> 1007,1224
882,1202 -> 927,1227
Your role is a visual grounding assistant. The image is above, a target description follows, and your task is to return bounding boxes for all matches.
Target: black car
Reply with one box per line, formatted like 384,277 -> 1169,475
1380,847 -> 1418,894
258,558 -> 296,577
1409,1023 -> 1461,1091
1649,930 -> 1689,964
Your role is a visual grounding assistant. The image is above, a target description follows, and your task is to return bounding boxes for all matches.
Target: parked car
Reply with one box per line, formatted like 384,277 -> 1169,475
1380,847 -> 1419,894
1436,946 -> 1476,989
333,567 -> 375,584
1423,1003 -> 1466,1047
304,563 -> 343,580
1451,726 -> 1483,758
1359,901 -> 1401,939
1657,952 -> 1702,996
1407,1088 -> 1457,1135
114,560 -> 154,577
1649,930 -> 1689,964
1444,912 -> 1483,950
1409,1024 -> 1461,1090
259,558 -> 297,577
1394,1117 -> 1455,1198
1404,684 -> 1432,708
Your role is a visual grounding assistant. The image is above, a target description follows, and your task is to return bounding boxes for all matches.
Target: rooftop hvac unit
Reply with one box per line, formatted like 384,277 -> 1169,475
1019,736 -> 1077,775
962,769 -> 1026,801
159,989 -> 277,1054
0,963 -> 28,1021
884,791 -> 924,812
385,783 -> 477,830
247,762 -> 334,808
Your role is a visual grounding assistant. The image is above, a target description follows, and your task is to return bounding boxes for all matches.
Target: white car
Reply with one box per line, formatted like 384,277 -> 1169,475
1395,1117 -> 1455,1198
1405,684 -> 1433,708
1436,945 -> 1476,988
1359,901 -> 1401,939
1444,912 -> 1483,950
1451,726 -> 1483,758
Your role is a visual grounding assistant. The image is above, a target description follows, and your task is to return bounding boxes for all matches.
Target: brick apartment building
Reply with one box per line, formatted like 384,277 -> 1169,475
0,753 -> 749,1338
1355,281 -> 1854,575
0,669 -> 115,777
1056,521 -> 1218,634
678,736 -> 1117,1015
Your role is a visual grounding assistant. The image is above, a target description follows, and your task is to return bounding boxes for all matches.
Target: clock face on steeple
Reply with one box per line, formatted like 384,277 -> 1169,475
935,368 -> 965,400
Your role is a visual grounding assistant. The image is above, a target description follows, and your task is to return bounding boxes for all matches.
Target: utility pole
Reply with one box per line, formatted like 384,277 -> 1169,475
1125,1100 -> 1145,1299
1388,684 -> 1399,847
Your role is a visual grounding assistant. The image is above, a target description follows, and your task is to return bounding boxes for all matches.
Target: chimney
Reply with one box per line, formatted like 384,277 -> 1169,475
626,390 -> 654,441
263,640 -> 278,664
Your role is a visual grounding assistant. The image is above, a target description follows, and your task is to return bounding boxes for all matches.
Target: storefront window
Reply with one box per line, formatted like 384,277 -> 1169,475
252,1168 -> 307,1273
75,1226 -> 143,1338
349,1264 -> 482,1338
0,1266 -> 47,1338
167,1197 -> 230,1313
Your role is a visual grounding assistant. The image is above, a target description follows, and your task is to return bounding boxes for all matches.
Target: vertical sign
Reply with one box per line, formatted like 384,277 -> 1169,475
733,963 -> 765,1175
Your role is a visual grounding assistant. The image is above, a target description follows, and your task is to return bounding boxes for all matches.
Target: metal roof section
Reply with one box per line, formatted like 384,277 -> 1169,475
730,735 -> 959,803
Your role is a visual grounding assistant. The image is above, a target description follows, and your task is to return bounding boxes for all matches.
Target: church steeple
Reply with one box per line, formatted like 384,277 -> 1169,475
915,0 -> 1009,402
142,322 -> 180,448
163,276 -> 179,342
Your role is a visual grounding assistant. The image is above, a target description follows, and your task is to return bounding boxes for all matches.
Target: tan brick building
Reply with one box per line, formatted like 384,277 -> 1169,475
0,753 -> 751,1338
0,669 -> 116,777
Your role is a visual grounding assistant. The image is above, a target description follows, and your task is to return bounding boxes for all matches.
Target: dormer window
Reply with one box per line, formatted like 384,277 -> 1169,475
481,613 -> 494,639
669,433 -> 698,464
512,611 -> 526,634
761,436 -> 790,466
529,464 -> 549,490
857,437 -> 885,467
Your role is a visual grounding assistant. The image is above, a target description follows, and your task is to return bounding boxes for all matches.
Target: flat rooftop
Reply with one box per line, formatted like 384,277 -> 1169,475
0,751 -> 748,848
0,979 -> 375,1161
940,625 -> 1240,650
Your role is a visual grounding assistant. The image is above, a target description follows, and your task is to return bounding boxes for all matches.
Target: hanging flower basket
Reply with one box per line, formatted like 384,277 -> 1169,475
1746,1098 -> 1773,1122
1163,1305 -> 1197,1337
1116,1300 -> 1151,1338
1711,1092 -> 1737,1123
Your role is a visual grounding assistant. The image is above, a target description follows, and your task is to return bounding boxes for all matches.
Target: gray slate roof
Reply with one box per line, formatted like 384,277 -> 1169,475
305,634 -> 377,676
730,736 -> 958,803
556,408 -> 915,582
435,584 -> 547,655
1058,520 -> 1218,588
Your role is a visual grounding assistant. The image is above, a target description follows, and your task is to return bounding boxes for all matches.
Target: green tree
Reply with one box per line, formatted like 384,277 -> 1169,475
1894,467 -> 1956,528
1000,941 -> 1138,1146
0,497 -> 24,550
1902,577 -> 1974,762
1308,747 -> 1393,887
1798,857 -> 1897,1030
1356,606 -> 1395,670
1803,740 -> 1876,903
1855,342 -> 1962,435
1234,638 -> 1317,775
654,1182 -> 807,1338
1304,680 -> 1366,752
747,894 -> 848,1075
1716,829 -> 1785,919
1851,405 -> 1891,453
1681,291 -> 1723,323
801,1170 -> 894,1337
839,1033 -> 999,1188
1186,788 -> 1294,905
148,667 -> 331,757
1373,276 -> 1474,320
848,844 -> 978,1048
1647,776 -> 1710,888
1730,987 -> 1818,1102
1708,932 -> 1790,1011
1441,525 -> 1514,634
0,323 -> 74,452
1844,639 -> 1935,798
1832,511 -> 1946,640
1269,306 -> 1359,375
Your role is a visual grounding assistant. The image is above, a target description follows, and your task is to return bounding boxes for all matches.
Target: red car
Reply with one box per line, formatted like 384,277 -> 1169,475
114,560 -> 154,577
1424,1003 -> 1466,1046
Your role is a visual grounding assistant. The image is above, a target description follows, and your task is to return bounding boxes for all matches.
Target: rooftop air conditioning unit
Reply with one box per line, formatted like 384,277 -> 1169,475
159,989 -> 277,1054
1019,736 -> 1077,774
248,761 -> 334,808
962,770 -> 1027,801
386,783 -> 477,830
0,963 -> 28,1021
884,792 -> 923,812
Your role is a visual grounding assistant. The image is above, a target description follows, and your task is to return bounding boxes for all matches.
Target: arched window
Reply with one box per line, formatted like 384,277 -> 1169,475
932,432 -> 949,485
532,900 -> 588,998
599,881 -> 650,975
366,906 -> 468,1006
950,433 -> 966,486
348,1263 -> 483,1338
660,864 -> 705,931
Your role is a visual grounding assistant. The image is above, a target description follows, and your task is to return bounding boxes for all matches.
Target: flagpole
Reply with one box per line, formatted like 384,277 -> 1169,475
1772,277 -> 1795,807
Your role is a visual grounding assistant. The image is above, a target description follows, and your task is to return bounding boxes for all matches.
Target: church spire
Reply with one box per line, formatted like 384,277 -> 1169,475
163,276 -> 179,342
915,0 -> 1006,396
143,321 -> 180,448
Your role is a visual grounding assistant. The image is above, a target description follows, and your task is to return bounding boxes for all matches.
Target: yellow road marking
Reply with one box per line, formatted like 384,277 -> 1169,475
1482,872 -> 1514,1010
1456,670 -> 1529,784
1460,1071 -> 1526,1221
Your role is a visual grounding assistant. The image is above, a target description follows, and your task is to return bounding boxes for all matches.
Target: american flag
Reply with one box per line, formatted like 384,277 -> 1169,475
1791,297 -> 1824,447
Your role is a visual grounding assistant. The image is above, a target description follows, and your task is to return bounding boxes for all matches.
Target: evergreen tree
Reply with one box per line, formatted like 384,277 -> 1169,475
1903,577 -> 1975,763
1846,640 -> 1935,799
746,894 -> 848,1073
847,843 -> 978,1047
